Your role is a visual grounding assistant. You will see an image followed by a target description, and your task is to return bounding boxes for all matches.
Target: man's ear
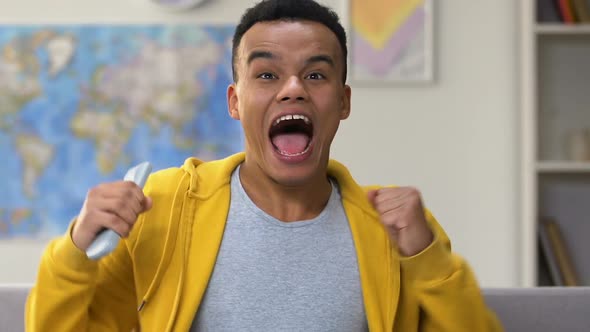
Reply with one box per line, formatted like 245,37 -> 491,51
340,84 -> 351,120
227,83 -> 240,120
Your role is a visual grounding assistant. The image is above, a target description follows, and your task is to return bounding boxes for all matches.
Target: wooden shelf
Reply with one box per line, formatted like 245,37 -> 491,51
522,1 -> 590,287
537,161 -> 590,173
536,24 -> 590,35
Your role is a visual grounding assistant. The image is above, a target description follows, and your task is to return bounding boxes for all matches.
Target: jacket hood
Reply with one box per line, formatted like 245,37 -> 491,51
180,152 -> 379,217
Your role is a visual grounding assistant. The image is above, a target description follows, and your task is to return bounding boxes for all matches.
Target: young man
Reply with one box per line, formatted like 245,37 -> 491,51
26,0 -> 503,331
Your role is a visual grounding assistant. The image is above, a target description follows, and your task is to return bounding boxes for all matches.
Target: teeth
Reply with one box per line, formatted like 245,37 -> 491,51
274,114 -> 311,125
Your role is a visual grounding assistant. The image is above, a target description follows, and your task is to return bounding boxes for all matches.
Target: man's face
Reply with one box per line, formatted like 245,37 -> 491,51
228,20 -> 351,186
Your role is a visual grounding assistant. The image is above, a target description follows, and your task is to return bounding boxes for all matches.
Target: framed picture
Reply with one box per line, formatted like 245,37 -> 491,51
349,0 -> 434,84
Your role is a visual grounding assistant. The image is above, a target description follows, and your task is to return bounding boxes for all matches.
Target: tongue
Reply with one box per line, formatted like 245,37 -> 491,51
272,133 -> 310,155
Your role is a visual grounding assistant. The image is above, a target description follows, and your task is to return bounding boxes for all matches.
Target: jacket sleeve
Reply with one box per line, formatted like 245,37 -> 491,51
25,222 -> 139,332
398,210 -> 504,332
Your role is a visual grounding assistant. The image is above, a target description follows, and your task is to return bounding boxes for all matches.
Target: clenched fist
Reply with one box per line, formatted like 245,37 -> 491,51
72,181 -> 152,251
367,187 -> 434,257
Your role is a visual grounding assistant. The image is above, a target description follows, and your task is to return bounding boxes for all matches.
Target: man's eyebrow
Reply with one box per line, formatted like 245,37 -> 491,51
305,55 -> 335,67
246,52 -> 335,67
247,50 -> 276,65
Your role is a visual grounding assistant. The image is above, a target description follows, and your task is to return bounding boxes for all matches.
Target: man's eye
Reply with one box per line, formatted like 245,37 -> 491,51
306,72 -> 325,80
258,72 -> 276,79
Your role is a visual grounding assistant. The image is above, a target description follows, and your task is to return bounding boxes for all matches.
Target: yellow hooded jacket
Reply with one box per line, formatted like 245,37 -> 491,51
26,153 -> 503,331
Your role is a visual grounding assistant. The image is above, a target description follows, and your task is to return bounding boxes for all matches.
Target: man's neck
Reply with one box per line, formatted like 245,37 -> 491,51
238,162 -> 332,222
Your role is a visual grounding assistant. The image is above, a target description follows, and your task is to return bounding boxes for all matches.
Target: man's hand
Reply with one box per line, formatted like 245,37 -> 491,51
367,187 -> 434,257
72,181 -> 152,251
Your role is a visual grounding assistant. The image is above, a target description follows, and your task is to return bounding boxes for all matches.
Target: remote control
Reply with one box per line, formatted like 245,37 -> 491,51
86,162 -> 152,260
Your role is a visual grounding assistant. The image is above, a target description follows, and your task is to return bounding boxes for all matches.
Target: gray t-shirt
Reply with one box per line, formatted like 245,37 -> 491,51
191,166 -> 368,331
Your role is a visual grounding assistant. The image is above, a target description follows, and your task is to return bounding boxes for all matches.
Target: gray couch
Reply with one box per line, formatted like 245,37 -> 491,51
2,285 -> 590,331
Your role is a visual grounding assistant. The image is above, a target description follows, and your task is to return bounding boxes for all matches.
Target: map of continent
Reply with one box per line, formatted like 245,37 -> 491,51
0,25 -> 243,238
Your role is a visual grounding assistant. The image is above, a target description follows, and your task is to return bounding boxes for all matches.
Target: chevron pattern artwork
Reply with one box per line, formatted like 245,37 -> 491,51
350,0 -> 433,83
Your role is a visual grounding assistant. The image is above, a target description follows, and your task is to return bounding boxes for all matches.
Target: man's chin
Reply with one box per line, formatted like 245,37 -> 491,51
267,165 -> 320,188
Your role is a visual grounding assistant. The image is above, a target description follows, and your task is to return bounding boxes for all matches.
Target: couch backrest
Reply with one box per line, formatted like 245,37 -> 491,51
2,285 -> 590,331
0,284 -> 29,332
483,287 -> 590,332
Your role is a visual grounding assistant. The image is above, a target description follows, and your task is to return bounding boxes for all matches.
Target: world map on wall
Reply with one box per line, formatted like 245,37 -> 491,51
0,25 -> 243,238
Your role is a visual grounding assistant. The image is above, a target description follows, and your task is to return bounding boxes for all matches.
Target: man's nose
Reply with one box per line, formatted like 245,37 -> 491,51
277,76 -> 308,102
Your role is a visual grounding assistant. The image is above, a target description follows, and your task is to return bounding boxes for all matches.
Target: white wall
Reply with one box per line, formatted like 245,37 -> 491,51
334,2 -> 519,288
0,0 -> 519,287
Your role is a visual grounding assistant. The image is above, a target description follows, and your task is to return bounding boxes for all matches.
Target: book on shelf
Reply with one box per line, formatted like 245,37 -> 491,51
538,219 -> 564,285
537,0 -> 590,23
571,0 -> 590,22
538,218 -> 580,286
557,0 -> 577,23
538,0 -> 563,22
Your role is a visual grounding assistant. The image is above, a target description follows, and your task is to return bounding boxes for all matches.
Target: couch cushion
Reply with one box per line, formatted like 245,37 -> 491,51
0,284 -> 30,332
483,287 -> 590,332
2,285 -> 590,331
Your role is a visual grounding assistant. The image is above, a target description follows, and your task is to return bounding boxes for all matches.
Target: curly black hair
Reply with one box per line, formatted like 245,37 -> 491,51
232,0 -> 347,83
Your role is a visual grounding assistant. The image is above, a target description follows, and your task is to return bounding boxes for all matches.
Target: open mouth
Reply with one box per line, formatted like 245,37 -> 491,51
269,114 -> 314,157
